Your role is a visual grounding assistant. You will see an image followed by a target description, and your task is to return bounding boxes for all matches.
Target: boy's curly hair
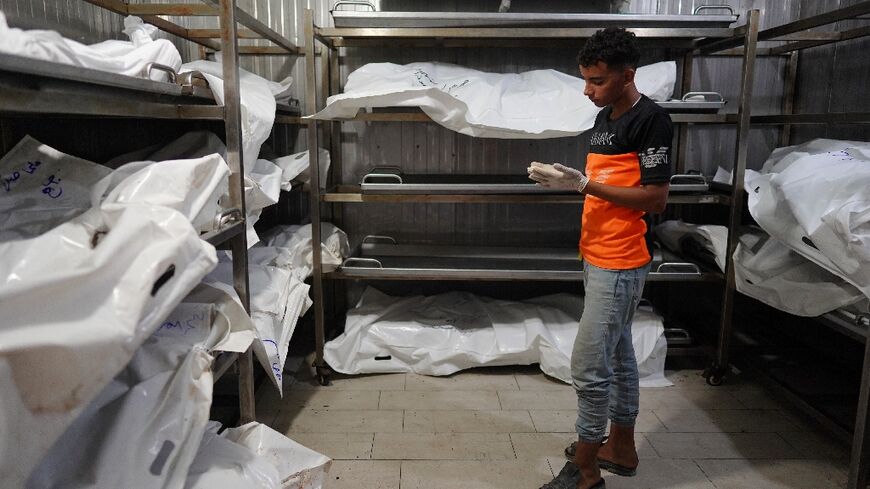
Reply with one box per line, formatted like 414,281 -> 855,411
578,27 -> 640,69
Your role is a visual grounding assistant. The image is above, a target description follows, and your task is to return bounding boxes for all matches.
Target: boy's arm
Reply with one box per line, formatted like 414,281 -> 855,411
582,180 -> 669,214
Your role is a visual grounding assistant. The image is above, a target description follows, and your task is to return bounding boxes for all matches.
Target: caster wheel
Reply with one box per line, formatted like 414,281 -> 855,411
706,374 -> 724,387
317,374 -> 330,386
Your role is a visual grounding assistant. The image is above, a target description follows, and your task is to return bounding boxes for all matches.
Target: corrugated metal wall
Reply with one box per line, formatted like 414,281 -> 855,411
2,0 -> 868,248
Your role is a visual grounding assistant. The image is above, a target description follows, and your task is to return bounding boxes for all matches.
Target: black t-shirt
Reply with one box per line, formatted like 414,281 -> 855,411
580,95 -> 674,269
588,94 -> 673,185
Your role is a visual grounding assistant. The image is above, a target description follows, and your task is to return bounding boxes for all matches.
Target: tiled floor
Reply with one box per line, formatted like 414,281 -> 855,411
258,367 -> 850,489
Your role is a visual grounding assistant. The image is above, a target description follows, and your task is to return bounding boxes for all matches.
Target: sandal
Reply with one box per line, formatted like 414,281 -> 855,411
540,462 -> 606,489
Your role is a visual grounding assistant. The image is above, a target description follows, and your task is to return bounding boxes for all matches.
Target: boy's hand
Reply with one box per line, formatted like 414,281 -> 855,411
527,162 -> 589,193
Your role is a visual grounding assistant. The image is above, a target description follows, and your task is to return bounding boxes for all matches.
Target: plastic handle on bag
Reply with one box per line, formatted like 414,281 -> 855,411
656,262 -> 701,274
332,1 -> 376,12
145,62 -> 177,83
342,257 -> 384,268
361,173 -> 404,184
681,91 -> 724,102
151,264 -> 176,296
362,235 -> 398,244
693,5 -> 734,15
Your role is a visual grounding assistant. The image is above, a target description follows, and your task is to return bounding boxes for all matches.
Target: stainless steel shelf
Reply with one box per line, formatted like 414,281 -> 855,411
329,242 -> 723,283
322,185 -> 730,205
0,53 -> 224,120
202,221 -> 246,247
212,351 -> 240,382
331,11 -> 739,29
317,107 -> 738,124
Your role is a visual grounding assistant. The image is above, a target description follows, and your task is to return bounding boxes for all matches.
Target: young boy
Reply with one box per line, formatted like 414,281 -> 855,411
528,27 -> 673,489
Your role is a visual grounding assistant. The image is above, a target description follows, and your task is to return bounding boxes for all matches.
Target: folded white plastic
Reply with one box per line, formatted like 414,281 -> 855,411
655,220 -> 728,272
27,284 -> 254,489
324,287 -> 671,387
0,13 -> 181,82
745,139 -> 870,300
185,422 -> 331,489
309,61 -> 676,139
272,148 -> 331,191
105,130 -> 282,246
180,61 -> 278,170
0,203 -> 217,487
0,135 -> 112,241
734,226 -> 865,316
259,223 -> 351,280
92,154 -> 230,233
207,262 -> 312,395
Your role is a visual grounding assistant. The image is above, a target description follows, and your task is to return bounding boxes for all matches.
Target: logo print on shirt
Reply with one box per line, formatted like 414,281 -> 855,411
590,132 -> 616,146
592,168 -> 615,183
640,147 -> 669,168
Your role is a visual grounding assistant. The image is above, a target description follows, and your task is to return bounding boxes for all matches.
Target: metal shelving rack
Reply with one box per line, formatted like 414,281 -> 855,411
705,3 -> 870,488
0,0 -> 303,424
301,6 -> 761,387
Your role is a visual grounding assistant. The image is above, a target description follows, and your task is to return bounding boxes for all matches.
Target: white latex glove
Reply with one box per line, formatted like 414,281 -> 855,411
527,162 -> 589,193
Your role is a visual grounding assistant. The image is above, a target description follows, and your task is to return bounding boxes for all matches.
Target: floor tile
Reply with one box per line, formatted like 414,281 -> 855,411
653,409 -> 803,433
379,390 -> 501,410
498,389 -> 577,410
371,433 -> 515,460
601,458 -> 716,489
514,371 -> 573,391
293,373 -> 406,391
286,433 -> 373,460
779,429 -> 851,459
530,410 -> 666,433
273,409 -> 403,433
646,432 -> 801,459
730,385 -> 791,410
696,458 -> 847,489
401,459 -> 553,489
404,371 -> 519,391
403,410 -> 535,433
639,389 -> 745,410
324,460 -> 400,489
511,433 -> 658,461
282,389 -> 381,410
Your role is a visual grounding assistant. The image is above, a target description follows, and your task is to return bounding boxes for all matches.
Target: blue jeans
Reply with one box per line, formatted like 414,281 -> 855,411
572,261 -> 650,443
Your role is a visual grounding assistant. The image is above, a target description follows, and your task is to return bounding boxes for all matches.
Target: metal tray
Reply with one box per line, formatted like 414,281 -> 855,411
669,174 -> 709,192
360,168 -> 709,194
360,167 -> 567,194
334,236 -> 710,281
659,92 -> 726,113
331,3 -> 738,29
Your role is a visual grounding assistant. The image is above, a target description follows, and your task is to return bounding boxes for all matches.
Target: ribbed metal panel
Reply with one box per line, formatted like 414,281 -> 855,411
2,0 -> 867,245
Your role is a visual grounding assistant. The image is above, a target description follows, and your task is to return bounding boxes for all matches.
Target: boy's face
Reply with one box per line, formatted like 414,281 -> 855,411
579,61 -> 636,107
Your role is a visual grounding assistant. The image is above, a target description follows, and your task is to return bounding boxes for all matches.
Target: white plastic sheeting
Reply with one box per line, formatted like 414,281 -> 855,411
324,287 -> 671,388
272,148 -> 331,191
27,285 -> 255,489
309,61 -> 676,139
745,139 -> 870,300
655,220 -> 728,272
207,262 -> 311,395
185,422 -> 331,489
0,135 -> 112,241
92,154 -> 230,233
260,223 -> 351,280
734,227 -> 866,317
0,204 -> 217,487
0,13 -> 181,82
104,130 -> 282,245
179,60 -> 288,170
